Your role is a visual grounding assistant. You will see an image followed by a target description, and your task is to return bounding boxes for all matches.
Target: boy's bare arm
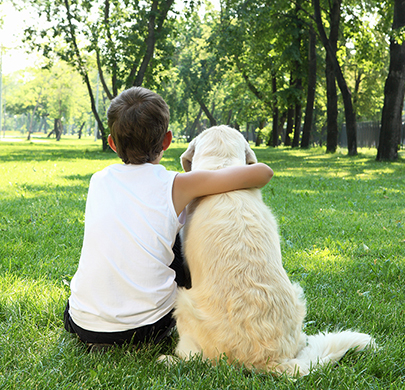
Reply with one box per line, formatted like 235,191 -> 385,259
172,163 -> 273,216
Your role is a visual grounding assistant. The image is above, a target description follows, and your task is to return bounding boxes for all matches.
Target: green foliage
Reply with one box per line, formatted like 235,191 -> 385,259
0,138 -> 404,388
22,0 -> 177,93
6,0 -> 401,148
340,9 -> 389,121
4,62 -> 92,135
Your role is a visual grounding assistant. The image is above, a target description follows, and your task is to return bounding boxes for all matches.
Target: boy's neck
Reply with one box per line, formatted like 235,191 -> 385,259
150,151 -> 164,165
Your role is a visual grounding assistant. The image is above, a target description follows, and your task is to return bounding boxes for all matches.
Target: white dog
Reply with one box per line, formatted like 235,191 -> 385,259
171,125 -> 374,376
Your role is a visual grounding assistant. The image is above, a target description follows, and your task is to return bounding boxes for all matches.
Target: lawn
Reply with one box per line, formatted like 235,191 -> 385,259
0,136 -> 404,389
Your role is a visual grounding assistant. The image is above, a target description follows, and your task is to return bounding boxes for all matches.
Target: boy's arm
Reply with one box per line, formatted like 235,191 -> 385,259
172,163 -> 273,216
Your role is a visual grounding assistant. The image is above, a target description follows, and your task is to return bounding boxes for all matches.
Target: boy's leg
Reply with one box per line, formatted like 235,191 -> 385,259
63,301 -> 76,334
170,234 -> 191,289
64,300 -> 176,348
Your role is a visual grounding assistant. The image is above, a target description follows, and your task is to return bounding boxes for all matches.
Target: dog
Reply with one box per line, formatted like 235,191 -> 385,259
169,125 -> 374,376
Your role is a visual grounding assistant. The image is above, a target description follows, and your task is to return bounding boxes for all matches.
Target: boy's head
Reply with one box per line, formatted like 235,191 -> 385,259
107,87 -> 170,164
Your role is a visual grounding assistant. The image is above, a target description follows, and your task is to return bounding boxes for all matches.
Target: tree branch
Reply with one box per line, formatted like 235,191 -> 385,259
103,0 -> 118,96
63,0 -> 107,148
127,0 -> 175,88
235,56 -> 273,109
96,48 -> 114,100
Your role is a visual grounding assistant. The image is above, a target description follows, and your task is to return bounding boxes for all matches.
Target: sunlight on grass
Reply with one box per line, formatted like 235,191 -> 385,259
0,273 -> 68,323
0,139 -> 404,389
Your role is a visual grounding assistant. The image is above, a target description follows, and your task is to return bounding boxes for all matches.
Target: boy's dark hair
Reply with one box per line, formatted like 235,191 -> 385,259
107,87 -> 170,164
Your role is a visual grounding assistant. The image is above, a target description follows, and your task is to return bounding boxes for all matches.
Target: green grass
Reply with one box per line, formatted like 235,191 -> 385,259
0,136 -> 404,389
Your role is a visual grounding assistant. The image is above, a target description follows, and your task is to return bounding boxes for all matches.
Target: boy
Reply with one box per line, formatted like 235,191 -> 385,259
64,87 -> 273,350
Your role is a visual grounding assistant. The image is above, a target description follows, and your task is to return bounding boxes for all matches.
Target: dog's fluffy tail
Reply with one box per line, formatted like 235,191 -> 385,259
278,330 -> 375,376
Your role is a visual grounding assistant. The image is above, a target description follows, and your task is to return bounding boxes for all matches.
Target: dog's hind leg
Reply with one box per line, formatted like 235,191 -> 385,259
157,332 -> 202,366
175,333 -> 202,360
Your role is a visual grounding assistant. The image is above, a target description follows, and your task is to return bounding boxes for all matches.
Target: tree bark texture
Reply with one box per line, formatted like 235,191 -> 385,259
377,0 -> 405,161
325,0 -> 339,152
127,0 -> 175,88
325,54 -> 339,152
285,106 -> 294,146
301,27 -> 316,148
313,0 -> 358,155
271,76 -> 279,147
292,101 -> 302,147
64,0 -> 108,150
196,96 -> 217,127
186,107 -> 203,141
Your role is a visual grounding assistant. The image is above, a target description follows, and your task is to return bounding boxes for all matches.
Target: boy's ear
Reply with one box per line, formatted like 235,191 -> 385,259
108,135 -> 117,153
162,131 -> 173,151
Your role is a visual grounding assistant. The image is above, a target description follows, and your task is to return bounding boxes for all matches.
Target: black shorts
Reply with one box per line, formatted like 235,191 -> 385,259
63,302 -> 176,347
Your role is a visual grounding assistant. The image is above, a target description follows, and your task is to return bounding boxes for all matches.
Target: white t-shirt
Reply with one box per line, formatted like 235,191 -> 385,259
68,163 -> 186,332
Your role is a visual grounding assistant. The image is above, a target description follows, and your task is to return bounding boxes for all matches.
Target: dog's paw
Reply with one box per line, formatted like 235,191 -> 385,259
157,354 -> 179,367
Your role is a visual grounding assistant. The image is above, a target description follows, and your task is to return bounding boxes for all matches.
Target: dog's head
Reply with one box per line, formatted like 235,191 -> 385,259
180,125 -> 257,172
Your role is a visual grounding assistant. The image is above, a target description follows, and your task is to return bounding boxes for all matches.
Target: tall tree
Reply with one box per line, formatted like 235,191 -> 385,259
23,0 -> 177,150
313,0 -> 358,155
301,26 -> 316,148
377,0 -> 405,161
218,0 -> 311,147
323,0 -> 339,153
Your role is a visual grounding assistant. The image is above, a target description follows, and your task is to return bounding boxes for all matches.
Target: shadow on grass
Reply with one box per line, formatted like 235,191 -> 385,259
255,147 -> 404,180
2,145 -> 117,163
0,140 -> 188,165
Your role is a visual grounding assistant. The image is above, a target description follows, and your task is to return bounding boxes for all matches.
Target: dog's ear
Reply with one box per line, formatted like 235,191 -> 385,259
245,143 -> 257,165
180,139 -> 196,172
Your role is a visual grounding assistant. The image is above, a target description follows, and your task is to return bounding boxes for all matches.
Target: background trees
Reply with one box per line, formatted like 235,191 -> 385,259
23,0 -> 178,149
2,0 -> 404,159
377,0 -> 405,161
4,62 -> 90,140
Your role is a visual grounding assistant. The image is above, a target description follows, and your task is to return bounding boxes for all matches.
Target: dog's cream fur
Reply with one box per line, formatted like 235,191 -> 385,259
171,125 -> 374,376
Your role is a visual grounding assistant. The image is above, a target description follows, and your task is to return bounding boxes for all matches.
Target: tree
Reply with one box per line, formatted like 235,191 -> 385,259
377,0 -> 405,161
176,11 -> 221,127
301,26 -> 317,148
217,0 -> 308,147
5,63 -> 90,140
23,0 -> 177,150
343,17 -> 388,122
313,0 -> 358,155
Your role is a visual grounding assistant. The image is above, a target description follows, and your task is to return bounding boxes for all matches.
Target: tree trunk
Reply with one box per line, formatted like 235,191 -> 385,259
56,119 -> 62,141
292,101 -> 302,147
196,96 -> 217,127
186,107 -> 203,141
48,118 -> 62,140
64,0 -> 108,150
285,107 -> 294,146
226,109 -> 233,125
255,119 -> 265,146
377,0 -> 405,161
27,91 -> 42,140
278,111 -> 287,142
78,122 -> 85,139
271,76 -> 279,147
291,34 -> 303,148
314,0 -> 357,155
301,27 -> 316,148
324,0 -> 339,153
325,54 -> 339,152
126,0 -> 175,88
99,0 -> 117,99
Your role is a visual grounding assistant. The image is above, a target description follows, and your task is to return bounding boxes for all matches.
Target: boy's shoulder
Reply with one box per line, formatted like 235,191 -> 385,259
92,163 -> 176,182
